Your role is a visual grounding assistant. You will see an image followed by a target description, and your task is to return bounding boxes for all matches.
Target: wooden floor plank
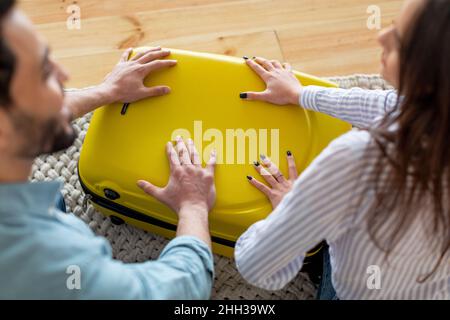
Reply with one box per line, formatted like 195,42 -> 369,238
59,30 -> 284,87
19,0 -> 404,86
19,0 -> 260,24
36,0 -> 398,59
277,1 -> 401,75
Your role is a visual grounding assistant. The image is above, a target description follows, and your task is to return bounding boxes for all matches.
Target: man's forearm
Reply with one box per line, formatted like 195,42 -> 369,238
64,84 -> 117,120
177,204 -> 212,249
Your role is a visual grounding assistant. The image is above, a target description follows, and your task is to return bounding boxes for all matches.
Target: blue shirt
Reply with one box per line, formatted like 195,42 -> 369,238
0,181 -> 214,299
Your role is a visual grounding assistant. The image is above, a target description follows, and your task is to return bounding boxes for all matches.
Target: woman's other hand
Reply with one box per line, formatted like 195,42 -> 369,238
240,57 -> 303,106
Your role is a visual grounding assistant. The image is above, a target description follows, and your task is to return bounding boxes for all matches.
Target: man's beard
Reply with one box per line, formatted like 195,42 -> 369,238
10,109 -> 77,158
39,117 -> 77,155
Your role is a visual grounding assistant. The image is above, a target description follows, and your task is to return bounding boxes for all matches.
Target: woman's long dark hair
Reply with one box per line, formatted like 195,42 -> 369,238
367,0 -> 450,282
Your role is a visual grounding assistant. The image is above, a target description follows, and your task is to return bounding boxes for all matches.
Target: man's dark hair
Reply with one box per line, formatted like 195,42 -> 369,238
0,0 -> 16,106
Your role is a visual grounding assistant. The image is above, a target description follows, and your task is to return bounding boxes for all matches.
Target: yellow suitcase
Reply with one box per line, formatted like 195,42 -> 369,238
78,48 -> 350,258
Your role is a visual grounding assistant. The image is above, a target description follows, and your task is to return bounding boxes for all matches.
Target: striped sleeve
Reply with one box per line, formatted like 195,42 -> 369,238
300,86 -> 398,128
234,132 -> 366,290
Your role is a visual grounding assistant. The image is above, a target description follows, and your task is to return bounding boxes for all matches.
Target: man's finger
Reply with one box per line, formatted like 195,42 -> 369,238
143,85 -> 171,98
166,142 -> 180,168
187,138 -> 201,166
130,51 -> 146,62
130,47 -> 162,61
120,48 -> 133,62
141,59 -> 177,74
247,176 -> 272,197
176,136 -> 192,165
137,49 -> 171,64
287,151 -> 299,180
137,180 -> 162,199
206,149 -> 216,175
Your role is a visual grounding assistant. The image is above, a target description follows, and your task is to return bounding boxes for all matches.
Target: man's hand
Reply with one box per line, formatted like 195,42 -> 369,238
101,47 -> 177,104
138,136 -> 216,214
65,47 -> 177,120
240,57 -> 303,106
137,137 -> 216,247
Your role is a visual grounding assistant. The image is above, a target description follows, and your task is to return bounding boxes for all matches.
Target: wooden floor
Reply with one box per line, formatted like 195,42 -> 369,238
20,0 -> 403,88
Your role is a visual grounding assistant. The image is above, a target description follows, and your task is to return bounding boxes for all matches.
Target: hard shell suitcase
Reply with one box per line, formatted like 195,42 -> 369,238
78,48 -> 351,258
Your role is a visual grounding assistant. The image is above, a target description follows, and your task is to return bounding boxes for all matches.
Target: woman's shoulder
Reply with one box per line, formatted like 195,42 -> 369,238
323,129 -> 379,164
329,129 -> 374,151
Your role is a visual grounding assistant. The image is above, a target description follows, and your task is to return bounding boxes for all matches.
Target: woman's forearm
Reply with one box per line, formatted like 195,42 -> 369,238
300,86 -> 398,128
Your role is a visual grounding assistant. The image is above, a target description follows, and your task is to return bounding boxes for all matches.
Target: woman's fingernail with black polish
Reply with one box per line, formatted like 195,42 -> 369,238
253,161 -> 260,167
243,56 -> 249,60
240,93 -> 248,99
252,56 -> 256,59
247,175 -> 253,180
287,151 -> 292,156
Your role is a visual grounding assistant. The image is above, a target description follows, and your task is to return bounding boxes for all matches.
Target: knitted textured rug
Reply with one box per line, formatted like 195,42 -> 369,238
30,74 -> 393,300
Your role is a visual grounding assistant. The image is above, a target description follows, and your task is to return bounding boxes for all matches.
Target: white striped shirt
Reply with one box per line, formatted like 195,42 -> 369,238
234,86 -> 450,300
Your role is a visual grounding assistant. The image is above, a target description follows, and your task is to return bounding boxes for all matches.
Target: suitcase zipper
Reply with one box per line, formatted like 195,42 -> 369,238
82,194 -> 92,212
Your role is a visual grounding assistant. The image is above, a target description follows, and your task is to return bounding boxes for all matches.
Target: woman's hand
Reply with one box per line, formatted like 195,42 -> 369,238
240,57 -> 303,106
247,151 -> 299,209
137,136 -> 216,216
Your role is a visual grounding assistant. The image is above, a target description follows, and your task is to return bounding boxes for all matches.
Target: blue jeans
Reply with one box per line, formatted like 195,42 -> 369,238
316,246 -> 339,300
55,193 -> 67,213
